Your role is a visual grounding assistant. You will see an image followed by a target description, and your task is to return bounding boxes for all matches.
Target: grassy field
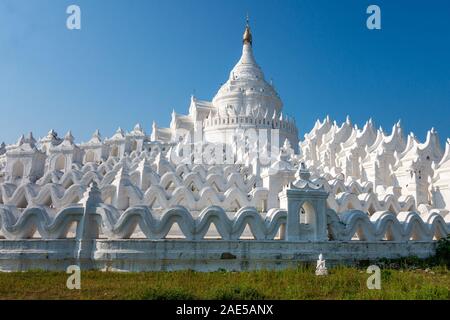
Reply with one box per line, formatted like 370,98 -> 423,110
0,265 -> 448,300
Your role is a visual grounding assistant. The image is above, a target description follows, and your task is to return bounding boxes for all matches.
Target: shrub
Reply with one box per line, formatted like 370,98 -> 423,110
435,235 -> 450,266
414,285 -> 449,300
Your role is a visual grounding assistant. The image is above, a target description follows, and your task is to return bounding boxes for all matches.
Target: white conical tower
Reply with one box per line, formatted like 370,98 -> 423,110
212,17 -> 283,117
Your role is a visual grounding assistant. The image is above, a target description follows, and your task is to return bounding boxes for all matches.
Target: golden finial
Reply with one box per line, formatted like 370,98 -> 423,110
243,14 -> 252,45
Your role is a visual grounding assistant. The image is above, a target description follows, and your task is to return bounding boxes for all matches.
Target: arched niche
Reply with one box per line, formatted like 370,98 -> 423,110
131,140 -> 138,152
300,201 -> 316,225
85,150 -> 96,163
55,154 -> 66,172
110,146 -> 119,157
12,160 -> 24,178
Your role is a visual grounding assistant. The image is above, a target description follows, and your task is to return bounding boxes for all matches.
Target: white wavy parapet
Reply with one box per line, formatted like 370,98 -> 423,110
327,209 -> 449,241
35,160 -> 257,194
0,162 -> 421,216
0,205 -> 284,240
0,182 -> 268,212
0,204 -> 448,241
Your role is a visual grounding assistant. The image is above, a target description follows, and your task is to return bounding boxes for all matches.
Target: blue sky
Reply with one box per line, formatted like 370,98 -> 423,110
0,0 -> 449,145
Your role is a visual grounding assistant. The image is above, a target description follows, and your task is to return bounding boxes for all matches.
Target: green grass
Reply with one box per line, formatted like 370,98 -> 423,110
0,265 -> 448,300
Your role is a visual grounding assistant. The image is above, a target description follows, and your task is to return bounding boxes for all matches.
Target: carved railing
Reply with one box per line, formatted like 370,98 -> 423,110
0,184 -> 448,241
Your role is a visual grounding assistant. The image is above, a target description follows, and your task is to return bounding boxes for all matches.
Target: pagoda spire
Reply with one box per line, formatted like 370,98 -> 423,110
243,14 -> 252,46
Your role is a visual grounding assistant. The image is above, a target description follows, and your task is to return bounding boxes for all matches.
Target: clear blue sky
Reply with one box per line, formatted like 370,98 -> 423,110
0,0 -> 449,145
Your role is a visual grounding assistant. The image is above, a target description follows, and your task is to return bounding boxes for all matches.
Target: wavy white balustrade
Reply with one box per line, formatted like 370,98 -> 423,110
1,203 -> 448,241
0,205 -> 84,240
0,204 -> 285,240
0,182 -> 268,212
0,160 -> 261,210
327,209 -> 449,241
0,171 -> 430,218
0,183 -> 85,208
99,205 -> 286,240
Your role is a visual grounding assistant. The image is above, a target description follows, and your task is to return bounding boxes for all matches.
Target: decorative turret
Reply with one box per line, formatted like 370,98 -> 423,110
113,127 -> 125,140
5,133 -> 46,184
48,130 -> 82,171
64,130 -> 74,144
130,123 -> 145,136
111,158 -> 133,210
91,129 -> 102,143
39,129 -> 62,154
127,123 -> 145,152
430,138 -> 450,210
80,129 -> 107,163
151,121 -> 157,141
279,163 -> 329,241
105,127 -> 127,158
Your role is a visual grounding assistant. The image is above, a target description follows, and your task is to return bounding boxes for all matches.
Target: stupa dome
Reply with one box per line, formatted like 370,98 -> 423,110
212,21 -> 282,118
